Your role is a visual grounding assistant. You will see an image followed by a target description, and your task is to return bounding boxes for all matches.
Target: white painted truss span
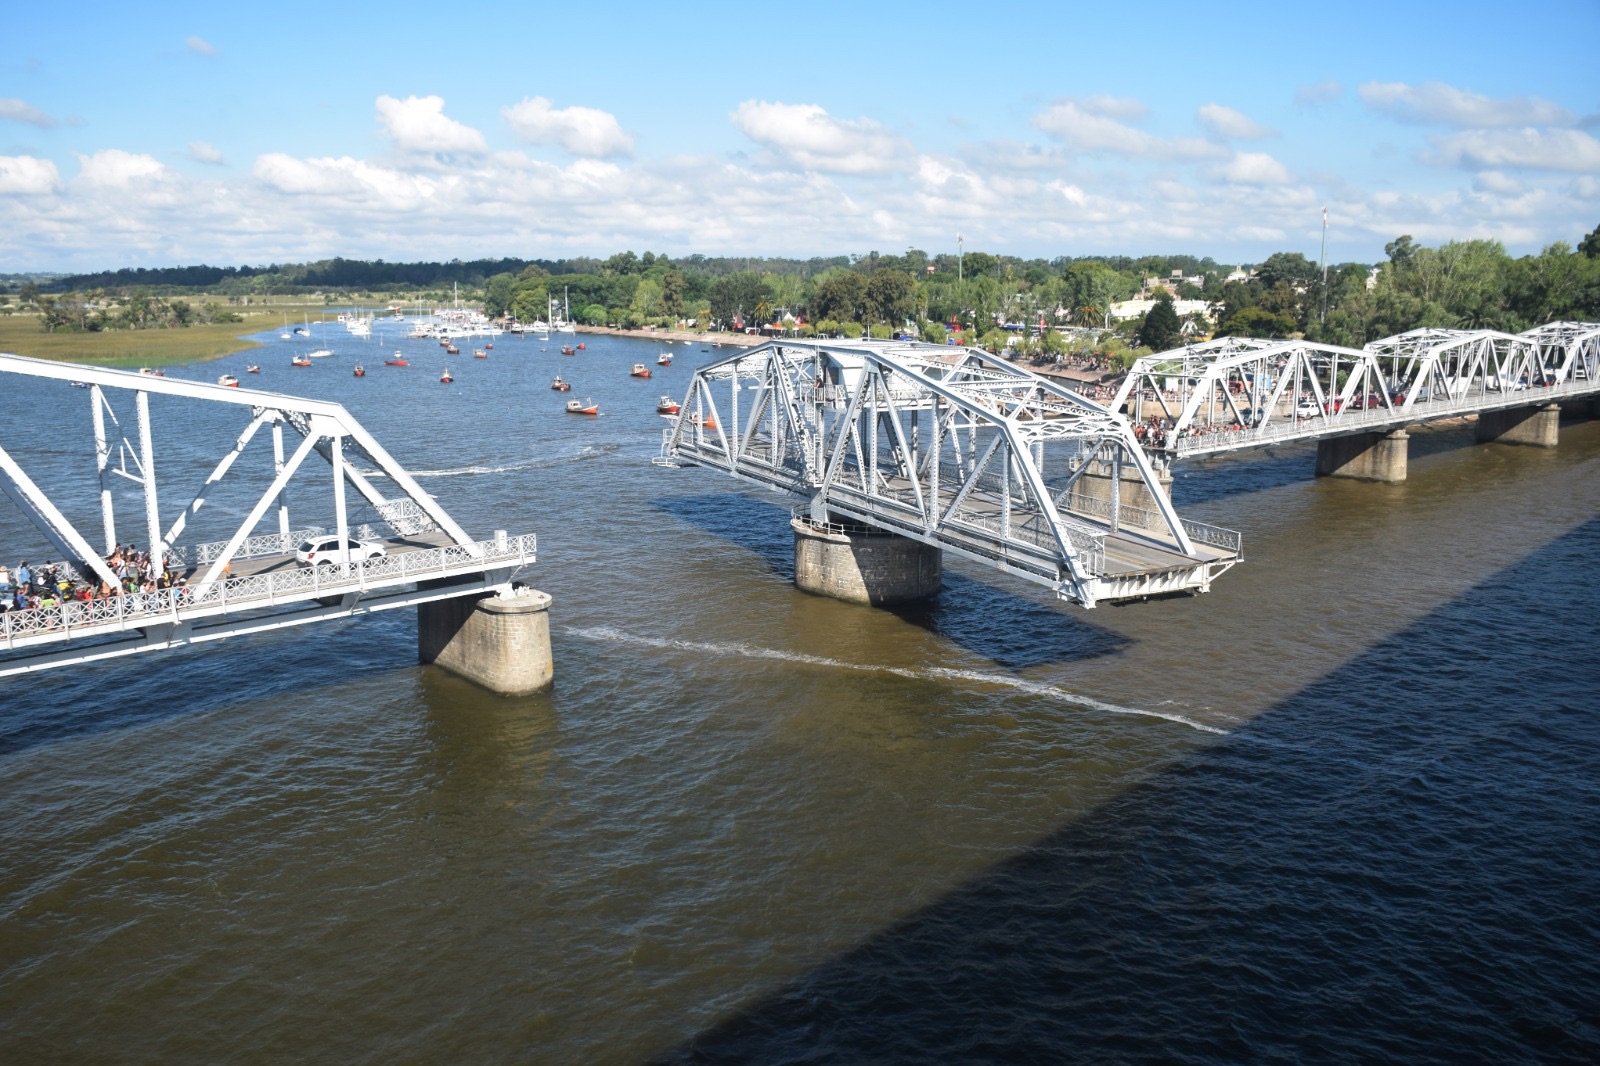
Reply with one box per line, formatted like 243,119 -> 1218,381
656,339 -> 1240,607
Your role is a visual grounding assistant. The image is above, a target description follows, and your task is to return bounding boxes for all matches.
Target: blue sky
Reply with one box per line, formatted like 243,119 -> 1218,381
3,1 -> 1597,273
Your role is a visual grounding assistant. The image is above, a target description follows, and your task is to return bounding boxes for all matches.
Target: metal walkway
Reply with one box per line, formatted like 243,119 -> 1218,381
655,339 -> 1240,608
1114,323 -> 1600,460
0,354 -> 535,677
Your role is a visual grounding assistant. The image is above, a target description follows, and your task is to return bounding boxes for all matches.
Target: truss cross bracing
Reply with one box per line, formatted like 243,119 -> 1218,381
654,339 -> 1240,607
0,354 -> 535,677
1113,324 -> 1600,461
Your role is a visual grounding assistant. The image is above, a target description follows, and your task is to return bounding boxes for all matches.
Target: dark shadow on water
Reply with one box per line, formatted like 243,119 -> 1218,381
655,492 -> 1129,670
0,612 -> 418,756
650,517 -> 1600,1064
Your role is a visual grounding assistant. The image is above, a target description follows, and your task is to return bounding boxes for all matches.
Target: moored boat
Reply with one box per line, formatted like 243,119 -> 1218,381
561,345 -> 576,355
630,363 -> 652,378
445,344 -> 459,354
138,367 -> 165,377
473,348 -> 487,359
353,365 -> 366,377
309,348 -> 333,358
576,342 -> 586,350
291,356 -> 312,367
384,357 -> 408,366
246,364 -> 261,374
441,369 -> 454,383
656,396 -> 681,414
657,352 -> 673,366
566,398 -> 599,415
550,375 -> 571,391
218,374 -> 240,387
690,413 -> 718,430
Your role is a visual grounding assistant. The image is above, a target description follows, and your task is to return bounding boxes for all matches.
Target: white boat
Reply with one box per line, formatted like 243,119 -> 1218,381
309,348 -> 334,358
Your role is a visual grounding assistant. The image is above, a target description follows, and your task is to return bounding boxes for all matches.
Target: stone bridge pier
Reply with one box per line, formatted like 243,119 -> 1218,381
791,514 -> 943,605
1476,403 -> 1561,448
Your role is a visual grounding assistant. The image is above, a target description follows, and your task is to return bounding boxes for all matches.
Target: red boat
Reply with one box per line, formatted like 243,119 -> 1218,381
551,376 -> 571,391
566,398 -> 599,415
353,365 -> 366,377
561,345 -> 576,355
246,364 -> 261,374
445,344 -> 459,354
657,353 -> 673,366
656,396 -> 680,414
291,356 -> 312,367
441,369 -> 454,383
690,413 -> 718,430
473,348 -> 488,359
384,358 -> 408,367
484,344 -> 493,350
576,342 -> 586,350
630,363 -> 652,378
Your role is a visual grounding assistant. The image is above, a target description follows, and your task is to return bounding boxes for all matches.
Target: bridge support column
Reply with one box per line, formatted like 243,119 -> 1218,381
1071,459 -> 1174,516
1316,429 -> 1409,482
418,586 -> 553,696
792,516 -> 942,605
1477,404 -> 1560,447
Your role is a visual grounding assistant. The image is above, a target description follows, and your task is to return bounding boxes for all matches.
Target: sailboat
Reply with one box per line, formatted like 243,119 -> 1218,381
279,313 -> 291,341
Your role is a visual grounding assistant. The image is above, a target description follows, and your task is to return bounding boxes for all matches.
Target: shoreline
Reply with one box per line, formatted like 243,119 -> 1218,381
572,324 -> 763,347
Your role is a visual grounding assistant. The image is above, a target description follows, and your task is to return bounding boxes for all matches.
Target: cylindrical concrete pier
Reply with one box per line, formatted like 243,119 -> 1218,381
418,586 -> 553,696
1316,429 -> 1409,482
792,516 -> 942,605
1477,404 -> 1560,447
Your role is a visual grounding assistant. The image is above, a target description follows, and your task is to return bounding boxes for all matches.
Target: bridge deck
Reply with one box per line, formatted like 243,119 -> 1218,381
0,531 -> 537,665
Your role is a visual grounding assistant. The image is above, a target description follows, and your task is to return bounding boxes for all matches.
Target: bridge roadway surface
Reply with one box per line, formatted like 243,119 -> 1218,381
186,530 -> 456,581
843,467 -> 1235,581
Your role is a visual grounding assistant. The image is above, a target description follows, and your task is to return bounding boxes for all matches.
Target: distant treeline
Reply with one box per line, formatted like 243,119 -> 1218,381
39,250 -> 1231,297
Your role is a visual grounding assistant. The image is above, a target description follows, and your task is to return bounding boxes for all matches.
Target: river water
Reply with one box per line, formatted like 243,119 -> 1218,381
1,327 -> 1597,1063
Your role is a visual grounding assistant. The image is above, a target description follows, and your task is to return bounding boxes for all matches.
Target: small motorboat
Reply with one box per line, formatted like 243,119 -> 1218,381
551,376 -> 571,391
484,344 -> 493,350
561,345 -> 576,355
291,356 -> 312,367
217,374 -> 240,387
69,380 -> 90,389
439,339 -> 451,348
309,348 -> 333,358
657,352 -> 673,366
353,365 -> 366,377
576,342 -> 586,350
138,367 -> 165,377
445,344 -> 459,354
630,363 -> 652,378
690,413 -> 718,430
656,396 -> 681,414
246,364 -> 261,374
393,350 -> 403,359
566,398 -> 599,415
473,348 -> 487,359
441,369 -> 454,384
384,357 -> 408,367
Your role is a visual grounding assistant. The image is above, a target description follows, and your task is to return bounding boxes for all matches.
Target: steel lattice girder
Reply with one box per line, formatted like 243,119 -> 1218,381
1115,324 -> 1599,459
0,352 -> 479,583
659,339 -> 1240,607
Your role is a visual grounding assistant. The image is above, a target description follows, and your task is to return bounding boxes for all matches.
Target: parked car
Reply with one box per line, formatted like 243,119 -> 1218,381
296,535 -> 387,567
1294,400 -> 1321,418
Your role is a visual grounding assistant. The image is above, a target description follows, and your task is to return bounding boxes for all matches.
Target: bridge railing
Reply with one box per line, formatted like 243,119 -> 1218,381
0,533 -> 537,649
1060,491 -> 1242,555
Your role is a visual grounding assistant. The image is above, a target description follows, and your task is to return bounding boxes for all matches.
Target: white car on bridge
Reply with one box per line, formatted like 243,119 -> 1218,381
296,535 -> 387,568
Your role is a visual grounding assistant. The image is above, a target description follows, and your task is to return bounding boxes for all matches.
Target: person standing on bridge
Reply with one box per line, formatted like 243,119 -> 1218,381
15,560 -> 31,596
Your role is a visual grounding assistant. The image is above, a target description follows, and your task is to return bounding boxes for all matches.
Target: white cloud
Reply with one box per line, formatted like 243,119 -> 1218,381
1295,81 -> 1343,107
1215,152 -> 1293,184
0,98 -> 58,128
0,155 -> 59,194
185,36 -> 217,56
1359,81 -> 1572,128
1031,99 -> 1225,161
73,149 -> 167,187
1473,170 -> 1522,195
731,100 -> 911,174
1426,128 -> 1600,172
375,95 -> 487,156
1197,103 -> 1274,140
502,97 -> 633,157
189,141 -> 225,165
253,152 -> 443,208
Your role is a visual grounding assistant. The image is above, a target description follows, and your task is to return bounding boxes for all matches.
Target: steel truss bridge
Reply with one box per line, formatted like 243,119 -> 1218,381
1113,322 -> 1600,460
0,354 -> 535,677
655,339 -> 1240,608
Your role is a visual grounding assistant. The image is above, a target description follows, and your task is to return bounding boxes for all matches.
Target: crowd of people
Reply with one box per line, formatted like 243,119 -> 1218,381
1,545 -> 186,614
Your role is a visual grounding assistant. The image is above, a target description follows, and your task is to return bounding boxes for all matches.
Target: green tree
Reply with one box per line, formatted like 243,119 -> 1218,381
864,270 -> 916,326
813,270 -> 867,322
483,272 -> 516,319
661,270 -> 686,318
1580,224 -> 1600,259
1139,296 -> 1182,351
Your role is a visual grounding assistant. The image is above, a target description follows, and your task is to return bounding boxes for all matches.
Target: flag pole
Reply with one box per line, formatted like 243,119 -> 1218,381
1318,207 -> 1329,327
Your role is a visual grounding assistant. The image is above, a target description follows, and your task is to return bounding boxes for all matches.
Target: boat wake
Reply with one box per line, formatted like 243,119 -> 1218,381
567,626 -> 1228,735
407,445 -> 621,478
